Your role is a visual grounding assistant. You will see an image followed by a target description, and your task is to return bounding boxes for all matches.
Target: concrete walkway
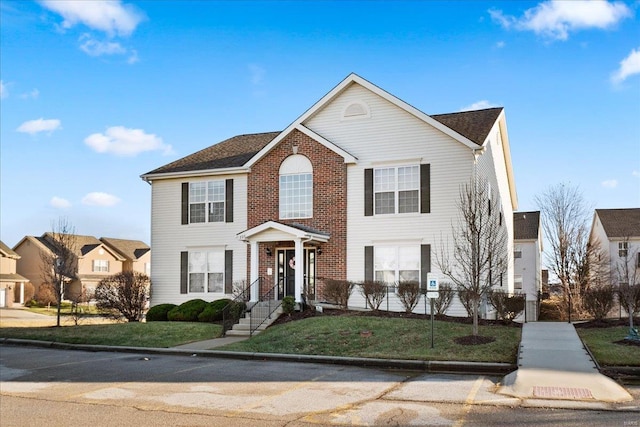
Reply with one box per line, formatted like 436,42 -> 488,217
172,336 -> 248,350
498,322 -> 632,403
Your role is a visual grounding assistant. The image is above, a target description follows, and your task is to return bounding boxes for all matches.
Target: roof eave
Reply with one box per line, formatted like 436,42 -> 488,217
141,166 -> 251,182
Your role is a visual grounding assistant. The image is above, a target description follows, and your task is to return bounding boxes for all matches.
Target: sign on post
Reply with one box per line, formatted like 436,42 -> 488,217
426,273 -> 439,298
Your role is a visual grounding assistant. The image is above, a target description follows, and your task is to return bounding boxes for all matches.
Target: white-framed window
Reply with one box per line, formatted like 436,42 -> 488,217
374,246 -> 420,283
189,181 -> 225,223
92,260 -> 109,272
279,154 -> 313,219
514,250 -> 522,259
374,166 -> 419,215
188,250 -> 224,293
619,241 -> 628,258
514,275 -> 523,290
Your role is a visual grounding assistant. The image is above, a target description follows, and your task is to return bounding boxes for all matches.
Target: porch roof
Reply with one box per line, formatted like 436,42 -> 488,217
237,221 -> 330,243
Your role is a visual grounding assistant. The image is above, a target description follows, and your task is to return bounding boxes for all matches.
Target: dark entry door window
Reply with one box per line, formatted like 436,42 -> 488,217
277,249 -> 316,300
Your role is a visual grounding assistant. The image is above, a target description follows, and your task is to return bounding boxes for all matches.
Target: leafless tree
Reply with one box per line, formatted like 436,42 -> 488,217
436,174 -> 509,336
94,271 -> 150,322
535,183 -> 607,321
614,237 -> 640,330
40,217 -> 78,327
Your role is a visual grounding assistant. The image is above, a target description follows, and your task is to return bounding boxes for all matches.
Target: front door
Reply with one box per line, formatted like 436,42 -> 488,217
277,249 -> 316,300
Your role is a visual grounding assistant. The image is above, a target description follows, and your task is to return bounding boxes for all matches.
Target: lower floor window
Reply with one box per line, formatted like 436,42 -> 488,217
374,246 -> 420,283
188,251 -> 224,293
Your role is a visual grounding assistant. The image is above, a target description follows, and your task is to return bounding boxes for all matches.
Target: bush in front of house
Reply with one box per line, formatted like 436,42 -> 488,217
360,280 -> 386,310
489,289 -> 525,321
323,279 -> 355,309
167,299 -> 208,322
281,296 -> 295,315
582,285 -> 615,320
432,282 -> 454,315
146,303 -> 177,322
396,280 -> 421,313
198,298 -> 233,322
34,283 -> 58,306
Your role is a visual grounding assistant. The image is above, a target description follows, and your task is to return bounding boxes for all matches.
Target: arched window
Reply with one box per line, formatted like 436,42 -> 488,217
279,154 -> 313,219
341,101 -> 370,120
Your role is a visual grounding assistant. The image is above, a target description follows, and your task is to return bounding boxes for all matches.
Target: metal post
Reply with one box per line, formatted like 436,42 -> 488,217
430,298 -> 435,349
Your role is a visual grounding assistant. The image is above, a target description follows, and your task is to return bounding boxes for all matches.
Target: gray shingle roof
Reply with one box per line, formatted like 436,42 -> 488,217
144,131 -> 281,176
596,208 -> 640,238
514,211 -> 540,240
100,237 -> 150,261
143,107 -> 502,176
431,107 -> 503,146
0,240 -> 20,259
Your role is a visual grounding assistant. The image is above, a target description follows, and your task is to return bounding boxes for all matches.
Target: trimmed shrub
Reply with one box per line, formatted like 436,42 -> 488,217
323,279 -> 354,309
489,290 -> 525,321
583,285 -> 615,320
281,296 -> 296,315
146,303 -> 177,322
538,297 -> 563,321
433,282 -> 454,315
360,280 -> 386,310
198,298 -> 233,322
167,299 -> 208,322
396,280 -> 421,313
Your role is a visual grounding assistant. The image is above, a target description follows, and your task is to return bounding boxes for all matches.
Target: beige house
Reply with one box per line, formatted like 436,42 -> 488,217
13,234 -> 150,301
0,240 -> 30,307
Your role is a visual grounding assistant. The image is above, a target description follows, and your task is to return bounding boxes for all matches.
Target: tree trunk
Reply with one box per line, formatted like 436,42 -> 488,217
472,301 -> 479,336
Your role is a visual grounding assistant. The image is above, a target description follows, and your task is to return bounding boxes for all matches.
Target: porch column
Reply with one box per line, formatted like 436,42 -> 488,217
250,240 -> 259,302
19,282 -> 24,304
294,238 -> 303,303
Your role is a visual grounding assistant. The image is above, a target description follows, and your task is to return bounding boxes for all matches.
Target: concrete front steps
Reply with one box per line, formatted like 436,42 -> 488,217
225,304 -> 283,337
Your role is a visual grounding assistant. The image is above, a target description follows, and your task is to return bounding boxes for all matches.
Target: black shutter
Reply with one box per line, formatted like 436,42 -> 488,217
420,164 -> 430,214
225,250 -> 233,294
421,244 -> 431,290
364,246 -> 373,282
225,179 -> 234,223
180,251 -> 188,294
364,169 -> 373,216
181,183 -> 189,225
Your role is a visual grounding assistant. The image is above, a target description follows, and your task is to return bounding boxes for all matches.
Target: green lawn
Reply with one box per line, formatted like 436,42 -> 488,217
0,322 -> 221,348
220,315 -> 522,363
577,327 -> 640,366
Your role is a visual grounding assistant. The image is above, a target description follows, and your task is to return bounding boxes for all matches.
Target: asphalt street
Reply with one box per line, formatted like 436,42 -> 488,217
1,345 -> 639,427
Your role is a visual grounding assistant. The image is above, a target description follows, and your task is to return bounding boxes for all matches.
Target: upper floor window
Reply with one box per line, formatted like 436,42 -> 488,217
374,166 -> 419,215
514,250 -> 522,259
619,241 -> 628,258
279,154 -> 313,219
189,181 -> 225,223
93,259 -> 109,272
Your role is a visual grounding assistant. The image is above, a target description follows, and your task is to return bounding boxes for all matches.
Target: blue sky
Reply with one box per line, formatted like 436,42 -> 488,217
1,0 -> 639,248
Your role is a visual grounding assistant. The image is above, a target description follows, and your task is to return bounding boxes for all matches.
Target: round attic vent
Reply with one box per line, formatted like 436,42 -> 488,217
342,101 -> 370,120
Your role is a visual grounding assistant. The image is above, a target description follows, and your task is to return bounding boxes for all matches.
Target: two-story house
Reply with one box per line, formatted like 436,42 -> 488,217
13,234 -> 151,300
142,74 -> 517,316
513,211 -> 542,321
589,208 -> 640,287
0,240 -> 30,307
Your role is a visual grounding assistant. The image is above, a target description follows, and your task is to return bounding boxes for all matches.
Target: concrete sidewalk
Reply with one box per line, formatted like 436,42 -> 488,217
498,322 -> 633,403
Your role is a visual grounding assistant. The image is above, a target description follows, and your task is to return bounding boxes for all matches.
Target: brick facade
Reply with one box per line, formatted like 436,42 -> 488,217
247,129 -> 348,299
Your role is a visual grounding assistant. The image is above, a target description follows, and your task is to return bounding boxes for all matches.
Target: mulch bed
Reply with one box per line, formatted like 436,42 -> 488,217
573,318 -> 639,329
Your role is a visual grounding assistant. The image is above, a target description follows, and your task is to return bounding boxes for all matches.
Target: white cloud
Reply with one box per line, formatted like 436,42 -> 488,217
39,0 -> 144,37
79,34 -> 126,56
601,179 -> 618,188
16,118 -> 62,135
460,100 -> 500,111
611,47 -> 640,84
50,197 -> 71,209
248,64 -> 266,85
82,192 -> 121,207
19,89 -> 40,100
84,126 -> 172,156
0,80 -> 7,99
127,49 -> 139,64
495,41 -> 506,49
490,1 -> 631,40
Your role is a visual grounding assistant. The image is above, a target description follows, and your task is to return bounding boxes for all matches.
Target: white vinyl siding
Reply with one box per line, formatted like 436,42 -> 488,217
149,175 -> 248,306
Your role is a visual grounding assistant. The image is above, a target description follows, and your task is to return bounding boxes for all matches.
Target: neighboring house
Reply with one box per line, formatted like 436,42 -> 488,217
589,208 -> 640,287
141,73 -> 517,316
513,211 -> 542,321
0,240 -> 30,307
14,234 -> 150,300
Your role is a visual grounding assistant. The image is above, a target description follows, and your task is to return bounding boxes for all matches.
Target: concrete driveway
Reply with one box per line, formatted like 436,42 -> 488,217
0,307 -> 115,327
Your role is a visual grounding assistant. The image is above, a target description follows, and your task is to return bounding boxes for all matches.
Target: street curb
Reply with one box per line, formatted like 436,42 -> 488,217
0,338 -> 516,375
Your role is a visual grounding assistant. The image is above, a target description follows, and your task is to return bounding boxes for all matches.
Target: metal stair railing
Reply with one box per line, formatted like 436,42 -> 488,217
249,278 -> 284,337
221,277 -> 261,337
